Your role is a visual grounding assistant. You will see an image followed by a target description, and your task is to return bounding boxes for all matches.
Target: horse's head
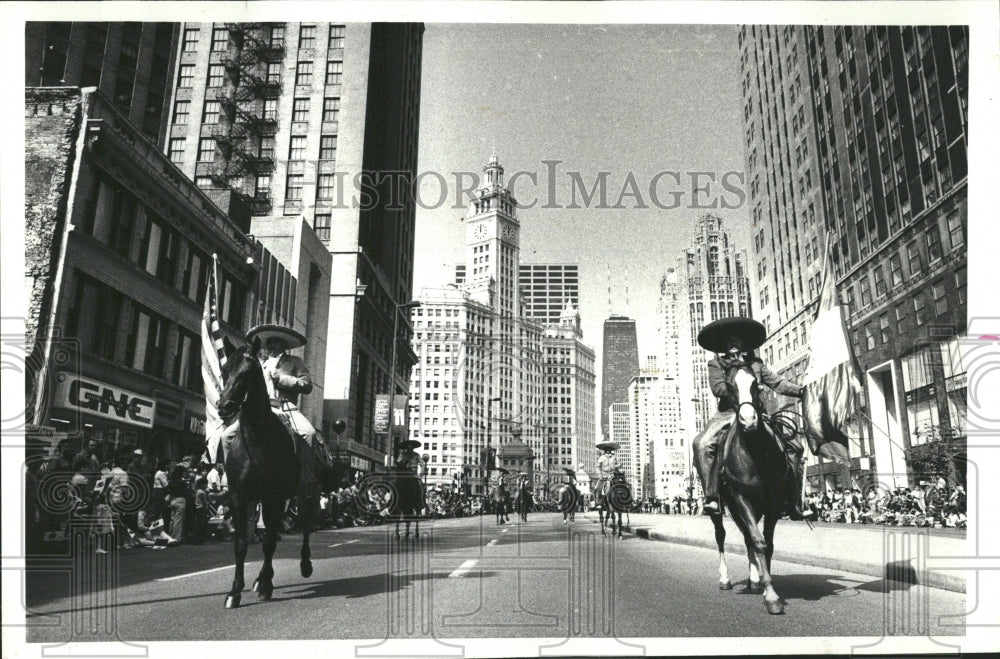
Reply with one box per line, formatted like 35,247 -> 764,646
217,335 -> 264,420
725,360 -> 762,432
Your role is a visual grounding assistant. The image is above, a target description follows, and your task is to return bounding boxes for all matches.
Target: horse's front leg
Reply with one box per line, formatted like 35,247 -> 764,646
712,513 -> 732,590
255,496 -> 281,601
225,494 -> 250,609
300,496 -> 314,578
732,496 -> 782,614
598,508 -> 606,536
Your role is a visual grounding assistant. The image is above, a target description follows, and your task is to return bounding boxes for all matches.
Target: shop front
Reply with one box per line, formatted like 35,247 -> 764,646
50,372 -> 157,459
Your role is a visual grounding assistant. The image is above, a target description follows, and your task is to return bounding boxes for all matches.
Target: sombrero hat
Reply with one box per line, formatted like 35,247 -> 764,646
561,467 -> 577,477
246,324 -> 307,350
697,317 -> 766,354
596,441 -> 619,452
398,439 -> 422,451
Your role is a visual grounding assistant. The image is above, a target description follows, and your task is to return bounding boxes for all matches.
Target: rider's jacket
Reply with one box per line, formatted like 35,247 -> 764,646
262,352 -> 313,410
707,355 -> 802,413
597,453 -> 619,480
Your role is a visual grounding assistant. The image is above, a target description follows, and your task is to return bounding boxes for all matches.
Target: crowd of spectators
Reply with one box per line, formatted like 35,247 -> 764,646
26,439 -> 236,555
805,478 -> 967,528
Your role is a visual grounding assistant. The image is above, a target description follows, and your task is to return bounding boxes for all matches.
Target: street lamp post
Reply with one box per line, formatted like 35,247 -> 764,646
486,396 -> 501,488
388,300 -> 421,461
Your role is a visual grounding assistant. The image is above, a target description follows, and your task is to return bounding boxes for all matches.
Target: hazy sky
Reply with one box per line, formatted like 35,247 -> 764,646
413,23 -> 750,367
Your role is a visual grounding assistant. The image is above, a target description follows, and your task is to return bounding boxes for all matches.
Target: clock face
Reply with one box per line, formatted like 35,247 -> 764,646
501,224 -> 515,241
473,223 -> 487,240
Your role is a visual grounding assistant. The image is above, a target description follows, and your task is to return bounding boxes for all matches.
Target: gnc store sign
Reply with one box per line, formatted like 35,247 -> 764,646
55,373 -> 156,429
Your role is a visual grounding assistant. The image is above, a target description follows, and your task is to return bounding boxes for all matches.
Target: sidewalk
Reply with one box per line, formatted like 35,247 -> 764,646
581,512 -> 967,593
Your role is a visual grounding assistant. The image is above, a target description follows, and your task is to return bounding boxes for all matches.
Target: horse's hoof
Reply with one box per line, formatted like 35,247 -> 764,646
719,580 -> 733,590
301,560 -> 313,578
251,579 -> 259,593
765,600 -> 784,615
224,594 -> 241,609
257,586 -> 273,601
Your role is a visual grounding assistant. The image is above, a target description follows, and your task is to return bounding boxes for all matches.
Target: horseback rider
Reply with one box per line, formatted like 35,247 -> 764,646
692,317 -> 813,521
595,441 -> 620,500
212,324 -> 327,470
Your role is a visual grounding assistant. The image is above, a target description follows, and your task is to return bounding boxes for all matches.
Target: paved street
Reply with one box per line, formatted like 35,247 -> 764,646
24,512 -> 965,643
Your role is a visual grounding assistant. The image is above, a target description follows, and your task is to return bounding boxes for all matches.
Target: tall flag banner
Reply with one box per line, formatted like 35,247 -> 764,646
801,251 -> 863,465
202,255 -> 227,463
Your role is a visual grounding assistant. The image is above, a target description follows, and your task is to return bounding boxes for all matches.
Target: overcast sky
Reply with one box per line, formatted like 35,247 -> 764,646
413,23 -> 750,369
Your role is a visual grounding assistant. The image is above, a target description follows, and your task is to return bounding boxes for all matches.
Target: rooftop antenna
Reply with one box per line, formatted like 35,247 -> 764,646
625,267 -> 630,311
607,263 -> 612,316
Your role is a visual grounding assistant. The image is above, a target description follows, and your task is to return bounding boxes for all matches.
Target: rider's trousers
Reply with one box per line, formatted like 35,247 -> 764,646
692,410 -> 735,503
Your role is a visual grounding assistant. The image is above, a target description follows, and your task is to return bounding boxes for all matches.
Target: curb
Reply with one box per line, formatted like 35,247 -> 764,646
582,515 -> 965,594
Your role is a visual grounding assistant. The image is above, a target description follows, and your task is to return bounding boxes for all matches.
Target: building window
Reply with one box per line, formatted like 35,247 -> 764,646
329,25 -> 345,48
317,173 -> 334,199
913,291 -> 927,325
285,173 -> 303,200
182,28 -> 199,52
267,62 -> 281,83
926,226 -> 943,263
67,274 -> 122,360
127,306 -> 168,377
172,100 -> 190,125
197,138 -> 216,162
889,253 -> 903,286
288,136 -> 306,160
255,175 -> 271,198
325,60 -> 343,86
195,176 -> 213,189
299,25 -> 316,50
182,248 -> 208,304
168,138 -> 185,163
872,265 -> 886,298
178,64 -> 195,88
207,64 -> 225,87
323,97 -> 340,122
269,25 -> 285,47
263,99 -> 278,121
136,215 -> 178,285
947,210 -> 964,249
174,330 -> 202,392
859,276 -> 872,307
292,97 -> 310,122
211,27 -> 229,52
259,136 -> 275,160
933,281 -> 948,316
906,240 -> 921,276
202,100 -> 221,124
319,135 -> 337,160
314,213 -> 331,240
879,314 -> 890,344
295,61 -> 313,86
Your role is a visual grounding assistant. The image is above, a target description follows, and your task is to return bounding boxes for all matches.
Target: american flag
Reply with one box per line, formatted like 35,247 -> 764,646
202,255 -> 228,464
801,251 -> 863,465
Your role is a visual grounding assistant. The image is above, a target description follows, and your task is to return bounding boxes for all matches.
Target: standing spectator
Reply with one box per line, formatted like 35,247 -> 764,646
167,465 -> 189,544
913,483 -> 927,514
191,477 -> 209,544
151,459 -> 170,521
207,463 -> 227,494
75,440 -> 102,473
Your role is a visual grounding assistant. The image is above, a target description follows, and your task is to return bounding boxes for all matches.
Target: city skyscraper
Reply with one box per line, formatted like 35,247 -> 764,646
600,315 -> 639,442
454,262 -> 580,327
162,22 -> 424,472
740,25 -> 968,490
25,22 -> 180,147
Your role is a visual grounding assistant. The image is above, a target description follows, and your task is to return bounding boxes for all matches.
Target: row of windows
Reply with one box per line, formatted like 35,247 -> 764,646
182,24 -> 344,53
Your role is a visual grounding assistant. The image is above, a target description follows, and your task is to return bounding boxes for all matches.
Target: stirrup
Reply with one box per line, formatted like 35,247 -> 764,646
703,500 -> 720,515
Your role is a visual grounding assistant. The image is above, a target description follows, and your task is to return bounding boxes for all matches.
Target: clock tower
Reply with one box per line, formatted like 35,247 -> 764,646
463,152 -> 521,316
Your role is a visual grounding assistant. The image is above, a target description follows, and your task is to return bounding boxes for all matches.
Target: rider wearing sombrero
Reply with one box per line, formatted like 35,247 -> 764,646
595,441 -> 620,501
213,324 -> 321,460
693,317 -> 813,521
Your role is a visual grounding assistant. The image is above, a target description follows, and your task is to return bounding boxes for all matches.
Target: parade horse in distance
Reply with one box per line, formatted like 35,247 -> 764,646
551,479 -> 580,524
216,336 -> 320,609
596,470 -> 632,539
490,479 -> 510,525
355,468 -> 426,541
513,480 -> 533,522
710,359 -> 793,615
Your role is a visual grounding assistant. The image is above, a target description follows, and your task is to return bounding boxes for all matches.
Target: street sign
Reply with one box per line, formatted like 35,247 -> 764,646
374,395 -> 390,434
391,395 -> 408,434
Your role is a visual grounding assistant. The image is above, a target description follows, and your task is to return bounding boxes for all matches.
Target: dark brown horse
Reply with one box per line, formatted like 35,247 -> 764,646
490,480 -> 509,525
354,469 -> 425,540
216,336 -> 317,609
513,480 -> 532,522
551,480 -> 579,523
709,360 -> 791,615
596,470 -> 632,539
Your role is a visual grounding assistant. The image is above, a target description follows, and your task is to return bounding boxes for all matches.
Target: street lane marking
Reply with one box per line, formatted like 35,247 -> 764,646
328,539 -> 360,548
448,560 -> 478,578
157,565 -> 236,582
487,539 -> 499,546
501,528 -> 509,533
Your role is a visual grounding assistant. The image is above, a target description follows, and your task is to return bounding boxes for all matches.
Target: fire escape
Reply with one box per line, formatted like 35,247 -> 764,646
212,24 -> 283,215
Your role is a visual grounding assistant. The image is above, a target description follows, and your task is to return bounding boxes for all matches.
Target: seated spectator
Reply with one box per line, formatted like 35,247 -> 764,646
135,504 -> 179,546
